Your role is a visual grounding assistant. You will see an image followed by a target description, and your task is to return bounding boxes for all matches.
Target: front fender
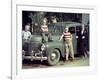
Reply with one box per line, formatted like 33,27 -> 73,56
45,41 -> 65,57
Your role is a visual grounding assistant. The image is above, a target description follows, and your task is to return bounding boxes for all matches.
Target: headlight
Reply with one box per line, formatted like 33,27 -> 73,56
31,50 -> 34,53
41,44 -> 46,51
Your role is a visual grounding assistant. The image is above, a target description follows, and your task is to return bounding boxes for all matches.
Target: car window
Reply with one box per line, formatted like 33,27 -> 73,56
48,24 -> 63,35
69,27 -> 75,34
76,26 -> 81,32
32,26 -> 42,35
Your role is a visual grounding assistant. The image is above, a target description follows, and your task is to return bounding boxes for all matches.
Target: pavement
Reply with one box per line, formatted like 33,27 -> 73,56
22,56 -> 89,69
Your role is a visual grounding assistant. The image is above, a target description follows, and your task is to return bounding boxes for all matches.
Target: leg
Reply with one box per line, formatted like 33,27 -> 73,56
65,43 -> 69,60
84,39 -> 89,57
80,39 -> 87,57
47,32 -> 52,41
69,40 -> 74,60
42,32 -> 46,42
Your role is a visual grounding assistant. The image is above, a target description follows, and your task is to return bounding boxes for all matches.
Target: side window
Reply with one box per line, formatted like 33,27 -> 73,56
76,26 -> 81,36
76,26 -> 81,32
69,27 -> 75,34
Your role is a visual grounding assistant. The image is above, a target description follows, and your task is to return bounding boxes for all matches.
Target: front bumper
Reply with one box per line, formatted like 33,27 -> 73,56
22,50 -> 47,61
23,56 -> 47,60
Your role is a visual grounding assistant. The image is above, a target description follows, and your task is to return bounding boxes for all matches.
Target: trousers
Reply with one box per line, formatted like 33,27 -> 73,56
64,39 -> 74,60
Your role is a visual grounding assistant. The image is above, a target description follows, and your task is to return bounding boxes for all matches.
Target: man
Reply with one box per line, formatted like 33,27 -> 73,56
80,24 -> 89,57
22,24 -> 32,51
41,18 -> 53,42
51,16 -> 57,23
22,24 -> 31,41
59,27 -> 74,61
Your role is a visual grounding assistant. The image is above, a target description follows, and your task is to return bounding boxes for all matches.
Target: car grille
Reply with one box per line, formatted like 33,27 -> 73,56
24,42 -> 42,56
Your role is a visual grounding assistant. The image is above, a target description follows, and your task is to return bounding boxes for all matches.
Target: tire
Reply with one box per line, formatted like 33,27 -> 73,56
47,49 -> 60,66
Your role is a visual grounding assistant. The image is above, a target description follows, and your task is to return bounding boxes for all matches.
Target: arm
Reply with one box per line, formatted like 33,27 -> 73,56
59,34 -> 64,41
28,32 -> 32,40
41,25 -> 44,31
22,31 -> 24,39
41,25 -> 48,32
71,34 -> 73,39
81,31 -> 85,39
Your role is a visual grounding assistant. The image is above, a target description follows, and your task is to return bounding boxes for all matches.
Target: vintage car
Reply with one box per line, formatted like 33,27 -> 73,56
22,21 -> 88,66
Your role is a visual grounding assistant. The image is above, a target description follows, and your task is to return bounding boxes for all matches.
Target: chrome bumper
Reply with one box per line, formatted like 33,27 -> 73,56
23,56 -> 47,61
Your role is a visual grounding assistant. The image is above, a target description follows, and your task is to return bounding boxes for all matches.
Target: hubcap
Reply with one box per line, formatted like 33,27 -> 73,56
51,53 -> 57,60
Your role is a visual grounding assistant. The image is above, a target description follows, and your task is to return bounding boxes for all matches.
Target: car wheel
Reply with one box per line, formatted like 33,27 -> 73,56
47,49 -> 60,66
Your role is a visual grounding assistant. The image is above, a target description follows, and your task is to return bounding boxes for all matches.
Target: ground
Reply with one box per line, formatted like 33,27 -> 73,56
22,56 -> 89,69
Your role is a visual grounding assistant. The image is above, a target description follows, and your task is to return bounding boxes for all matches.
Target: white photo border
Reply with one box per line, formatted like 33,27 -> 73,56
12,3 -> 97,80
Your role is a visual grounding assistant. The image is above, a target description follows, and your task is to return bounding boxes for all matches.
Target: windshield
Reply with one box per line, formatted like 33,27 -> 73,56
32,23 -> 64,36
48,23 -> 63,35
32,26 -> 42,35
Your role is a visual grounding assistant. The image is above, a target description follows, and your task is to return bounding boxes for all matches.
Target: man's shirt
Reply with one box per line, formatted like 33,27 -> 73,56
22,31 -> 31,40
41,25 -> 48,32
63,32 -> 72,39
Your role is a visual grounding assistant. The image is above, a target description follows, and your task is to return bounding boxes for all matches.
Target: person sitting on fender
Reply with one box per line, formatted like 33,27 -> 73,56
41,18 -> 53,42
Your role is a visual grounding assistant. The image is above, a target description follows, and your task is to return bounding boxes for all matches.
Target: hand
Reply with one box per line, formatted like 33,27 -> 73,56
76,36 -> 78,39
82,36 -> 85,39
59,39 -> 62,42
59,39 -> 61,41
35,23 -> 38,26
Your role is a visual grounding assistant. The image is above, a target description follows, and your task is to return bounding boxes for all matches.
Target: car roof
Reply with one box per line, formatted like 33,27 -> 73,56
48,21 -> 82,28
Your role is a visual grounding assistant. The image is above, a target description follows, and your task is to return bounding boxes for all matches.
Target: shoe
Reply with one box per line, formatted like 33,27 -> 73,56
63,60 -> 67,63
42,40 -> 46,43
70,58 -> 74,62
48,40 -> 53,42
